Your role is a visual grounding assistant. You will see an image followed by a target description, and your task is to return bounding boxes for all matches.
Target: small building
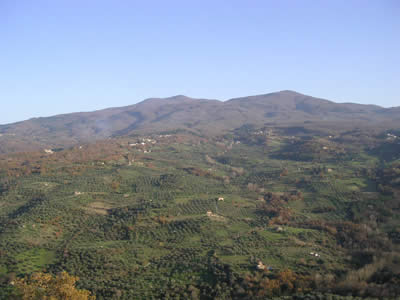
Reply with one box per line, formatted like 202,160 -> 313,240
257,261 -> 266,270
206,211 -> 212,216
256,261 -> 272,271
310,252 -> 320,257
218,197 -> 224,201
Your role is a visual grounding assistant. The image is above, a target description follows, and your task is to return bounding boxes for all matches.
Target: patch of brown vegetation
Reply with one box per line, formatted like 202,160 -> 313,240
84,202 -> 111,215
206,212 -> 227,222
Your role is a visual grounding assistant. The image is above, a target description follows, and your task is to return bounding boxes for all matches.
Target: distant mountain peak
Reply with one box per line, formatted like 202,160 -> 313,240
169,95 -> 190,99
278,90 -> 305,96
1,91 -> 399,154
141,95 -> 195,103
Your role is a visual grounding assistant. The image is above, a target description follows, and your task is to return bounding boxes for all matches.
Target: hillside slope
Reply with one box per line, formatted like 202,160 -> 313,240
0,91 -> 399,153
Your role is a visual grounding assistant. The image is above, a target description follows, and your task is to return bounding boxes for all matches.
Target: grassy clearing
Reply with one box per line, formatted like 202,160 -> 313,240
15,249 -> 56,274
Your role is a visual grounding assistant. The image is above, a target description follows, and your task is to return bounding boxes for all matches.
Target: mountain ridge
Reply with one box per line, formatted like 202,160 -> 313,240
0,90 -> 399,154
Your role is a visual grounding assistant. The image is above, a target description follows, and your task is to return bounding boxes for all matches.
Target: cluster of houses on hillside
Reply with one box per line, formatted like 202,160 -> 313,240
128,137 -> 158,153
129,137 -> 157,147
386,133 -> 398,140
127,135 -> 177,153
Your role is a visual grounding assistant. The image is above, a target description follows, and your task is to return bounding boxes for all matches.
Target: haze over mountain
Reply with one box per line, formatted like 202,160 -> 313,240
1,90 -> 399,154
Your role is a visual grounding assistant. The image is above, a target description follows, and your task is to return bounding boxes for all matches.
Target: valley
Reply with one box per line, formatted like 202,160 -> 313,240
0,119 -> 399,299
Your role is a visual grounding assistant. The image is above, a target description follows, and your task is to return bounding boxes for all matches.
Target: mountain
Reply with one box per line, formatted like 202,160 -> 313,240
1,91 -> 400,299
0,90 -> 399,153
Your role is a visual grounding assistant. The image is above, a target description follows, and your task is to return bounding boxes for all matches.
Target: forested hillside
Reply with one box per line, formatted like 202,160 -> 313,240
0,123 -> 399,299
1,91 -> 399,154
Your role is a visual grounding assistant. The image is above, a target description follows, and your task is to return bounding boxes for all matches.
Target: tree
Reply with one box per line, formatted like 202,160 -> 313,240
13,271 -> 95,300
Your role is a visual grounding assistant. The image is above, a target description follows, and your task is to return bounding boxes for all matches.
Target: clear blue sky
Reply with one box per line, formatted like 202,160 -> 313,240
1,0 -> 399,124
